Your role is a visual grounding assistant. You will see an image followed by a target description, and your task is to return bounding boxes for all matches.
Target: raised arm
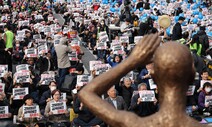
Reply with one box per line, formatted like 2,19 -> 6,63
78,34 -> 161,127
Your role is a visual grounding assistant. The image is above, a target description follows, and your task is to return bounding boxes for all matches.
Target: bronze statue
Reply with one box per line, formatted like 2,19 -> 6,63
79,34 -> 207,127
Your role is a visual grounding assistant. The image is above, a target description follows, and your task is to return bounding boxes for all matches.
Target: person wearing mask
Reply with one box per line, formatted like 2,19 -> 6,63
44,89 -> 70,127
115,77 -> 134,108
39,81 -> 57,114
171,16 -> 185,41
55,37 -> 73,89
18,94 -> 42,127
198,82 -> 212,115
130,83 -> 158,117
197,26 -> 209,56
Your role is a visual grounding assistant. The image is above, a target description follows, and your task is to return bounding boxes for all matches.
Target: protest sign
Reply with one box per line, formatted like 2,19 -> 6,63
149,79 -> 157,90
50,102 -> 67,115
0,106 -> 10,118
186,85 -> 196,96
139,90 -> 155,102
16,64 -> 29,73
23,105 -> 40,118
17,30 -> 25,37
38,43 -> 48,55
61,93 -> 66,100
70,40 -> 80,47
111,40 -> 121,47
0,65 -> 8,77
205,96 -> 212,106
77,75 -> 89,86
0,83 -> 5,93
68,51 -> 78,61
99,35 -> 109,43
25,48 -> 37,58
98,31 -> 107,37
120,36 -> 129,43
97,41 -> 107,50
40,74 -> 55,85
15,36 -> 25,41
200,80 -> 212,88
13,88 -> 29,100
89,61 -> 102,71
112,45 -> 124,55
95,64 -> 111,75
14,72 -> 30,83
121,71 -> 134,81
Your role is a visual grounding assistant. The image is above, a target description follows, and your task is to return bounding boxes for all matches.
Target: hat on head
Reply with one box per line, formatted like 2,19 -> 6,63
23,94 -> 33,103
158,15 -> 171,28
178,16 -> 185,21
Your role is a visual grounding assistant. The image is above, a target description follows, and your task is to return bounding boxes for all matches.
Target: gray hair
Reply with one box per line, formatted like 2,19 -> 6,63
138,83 -> 147,90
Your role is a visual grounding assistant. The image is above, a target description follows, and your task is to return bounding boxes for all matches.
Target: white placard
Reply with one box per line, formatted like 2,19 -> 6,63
38,44 -> 48,55
120,36 -> 129,43
186,85 -> 196,96
40,74 -> 55,85
97,42 -> 107,50
16,64 -> 29,73
95,64 -> 111,75
200,80 -> 212,88
77,75 -> 89,86
50,102 -> 67,115
89,61 -> 102,71
0,106 -> 10,118
0,65 -> 8,77
205,96 -> 212,106
68,52 -> 78,61
13,88 -> 29,100
23,105 -> 40,118
149,79 -> 157,90
25,48 -> 37,58
112,45 -> 124,55
14,72 -> 30,83
139,90 -> 155,102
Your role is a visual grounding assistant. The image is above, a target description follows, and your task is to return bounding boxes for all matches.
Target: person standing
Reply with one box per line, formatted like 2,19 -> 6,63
171,16 -> 185,41
3,25 -> 14,50
55,37 -> 73,89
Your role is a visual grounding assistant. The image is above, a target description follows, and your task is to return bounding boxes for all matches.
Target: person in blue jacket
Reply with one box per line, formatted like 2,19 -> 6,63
107,54 -> 122,67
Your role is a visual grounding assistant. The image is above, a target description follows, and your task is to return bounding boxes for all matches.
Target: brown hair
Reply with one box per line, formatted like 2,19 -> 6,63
51,89 -> 61,98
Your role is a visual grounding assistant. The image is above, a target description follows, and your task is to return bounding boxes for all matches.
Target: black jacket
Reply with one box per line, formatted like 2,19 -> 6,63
197,30 -> 209,55
172,22 -> 182,41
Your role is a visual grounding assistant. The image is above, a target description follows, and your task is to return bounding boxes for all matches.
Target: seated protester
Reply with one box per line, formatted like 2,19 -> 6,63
79,28 -> 91,47
129,83 -> 158,117
73,86 -> 103,127
0,92 -> 12,124
12,40 -> 24,65
105,86 -> 127,110
36,51 -> 55,75
44,89 -> 70,127
89,33 -> 97,50
188,34 -> 202,56
0,71 -> 12,95
107,54 -> 122,67
18,94 -> 42,127
39,81 -> 57,114
198,82 -> 212,114
138,63 -> 154,90
115,77 -> 134,109
186,91 -> 198,117
120,18 -> 134,43
10,83 -> 25,115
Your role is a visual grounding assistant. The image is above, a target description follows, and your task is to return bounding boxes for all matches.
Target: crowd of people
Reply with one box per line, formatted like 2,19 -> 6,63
0,0 -> 211,127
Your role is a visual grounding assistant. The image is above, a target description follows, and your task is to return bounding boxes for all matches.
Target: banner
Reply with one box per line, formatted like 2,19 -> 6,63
0,83 -> 5,93
77,75 -> 89,86
0,106 -> 10,118
68,51 -> 78,61
40,74 -> 55,85
23,105 -> 40,118
186,85 -> 196,96
139,90 -> 155,102
16,64 -> 29,73
14,72 -> 30,83
0,65 -> 8,77
13,88 -> 29,100
25,48 -> 37,58
205,96 -> 212,106
50,102 -> 67,115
